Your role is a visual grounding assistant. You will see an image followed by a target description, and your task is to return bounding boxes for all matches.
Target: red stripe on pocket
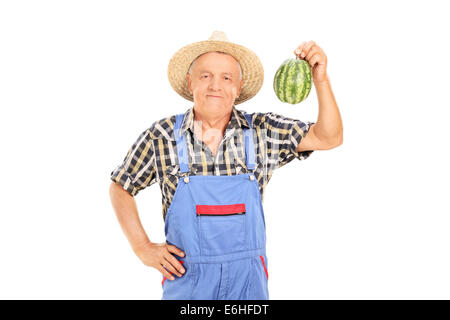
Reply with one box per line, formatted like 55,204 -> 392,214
260,255 -> 269,280
162,260 -> 184,286
196,203 -> 246,216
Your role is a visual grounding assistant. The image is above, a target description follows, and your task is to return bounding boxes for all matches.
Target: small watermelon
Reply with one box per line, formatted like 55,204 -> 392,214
273,57 -> 312,104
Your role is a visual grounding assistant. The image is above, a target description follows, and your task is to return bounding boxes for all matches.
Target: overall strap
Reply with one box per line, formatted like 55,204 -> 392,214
244,113 -> 256,171
174,113 -> 190,173
175,112 -> 255,173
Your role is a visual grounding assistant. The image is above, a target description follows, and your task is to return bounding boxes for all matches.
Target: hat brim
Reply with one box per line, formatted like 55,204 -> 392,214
167,40 -> 264,105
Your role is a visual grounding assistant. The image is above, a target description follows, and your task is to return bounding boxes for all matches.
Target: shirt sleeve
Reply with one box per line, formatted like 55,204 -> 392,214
260,112 -> 315,170
110,128 -> 157,196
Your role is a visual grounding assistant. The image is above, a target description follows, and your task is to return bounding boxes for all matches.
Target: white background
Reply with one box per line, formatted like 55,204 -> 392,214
1,0 -> 449,299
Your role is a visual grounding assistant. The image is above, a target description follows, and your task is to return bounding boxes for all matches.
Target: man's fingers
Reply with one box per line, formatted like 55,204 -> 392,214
308,53 -> 322,68
166,244 -> 185,258
296,40 -> 316,59
157,265 -> 175,281
305,46 -> 320,61
161,258 -> 182,277
294,41 -> 307,57
165,254 -> 186,276
303,40 -> 315,55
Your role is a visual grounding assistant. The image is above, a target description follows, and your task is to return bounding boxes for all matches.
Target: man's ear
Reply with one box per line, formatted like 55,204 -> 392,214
186,74 -> 192,94
237,78 -> 244,97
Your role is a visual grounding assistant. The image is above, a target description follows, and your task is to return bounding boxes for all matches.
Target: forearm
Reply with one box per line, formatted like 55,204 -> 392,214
109,182 -> 153,256
313,76 -> 343,144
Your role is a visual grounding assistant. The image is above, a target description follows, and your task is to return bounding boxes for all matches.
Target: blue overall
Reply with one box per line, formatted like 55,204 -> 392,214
161,112 -> 269,300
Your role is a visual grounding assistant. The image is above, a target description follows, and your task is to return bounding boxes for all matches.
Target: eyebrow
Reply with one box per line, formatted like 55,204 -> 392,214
199,70 -> 233,76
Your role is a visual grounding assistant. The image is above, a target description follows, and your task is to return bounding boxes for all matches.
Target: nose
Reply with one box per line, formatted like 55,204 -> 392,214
208,76 -> 222,92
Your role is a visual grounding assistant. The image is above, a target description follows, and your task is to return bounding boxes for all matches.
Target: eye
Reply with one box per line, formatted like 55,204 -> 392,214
225,77 -> 230,80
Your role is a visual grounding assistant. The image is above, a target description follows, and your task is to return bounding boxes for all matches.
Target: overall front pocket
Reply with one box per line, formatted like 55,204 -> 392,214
197,203 -> 246,255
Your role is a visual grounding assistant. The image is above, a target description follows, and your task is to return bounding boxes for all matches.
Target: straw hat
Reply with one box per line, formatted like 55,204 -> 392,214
167,31 -> 264,105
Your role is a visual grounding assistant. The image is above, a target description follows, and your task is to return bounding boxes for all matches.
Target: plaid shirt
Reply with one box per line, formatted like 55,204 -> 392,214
110,105 -> 315,221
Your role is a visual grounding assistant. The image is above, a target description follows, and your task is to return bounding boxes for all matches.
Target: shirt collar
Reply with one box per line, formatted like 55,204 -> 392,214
180,105 -> 250,135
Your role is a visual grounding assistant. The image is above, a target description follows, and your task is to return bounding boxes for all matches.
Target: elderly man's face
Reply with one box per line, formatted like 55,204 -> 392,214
186,52 -> 244,116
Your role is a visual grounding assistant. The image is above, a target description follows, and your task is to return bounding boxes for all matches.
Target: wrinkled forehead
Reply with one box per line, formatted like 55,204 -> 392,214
192,52 -> 240,74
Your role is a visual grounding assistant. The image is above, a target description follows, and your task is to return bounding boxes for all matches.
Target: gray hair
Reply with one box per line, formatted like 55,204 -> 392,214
188,51 -> 243,80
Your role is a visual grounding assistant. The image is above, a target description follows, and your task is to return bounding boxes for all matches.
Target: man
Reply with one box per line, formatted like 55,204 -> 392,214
109,31 -> 343,300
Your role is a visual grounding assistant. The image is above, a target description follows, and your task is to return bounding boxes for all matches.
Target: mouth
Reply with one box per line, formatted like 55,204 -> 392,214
207,95 -> 223,98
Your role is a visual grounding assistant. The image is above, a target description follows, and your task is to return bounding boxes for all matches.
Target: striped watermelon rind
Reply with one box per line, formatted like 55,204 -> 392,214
273,58 -> 312,104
